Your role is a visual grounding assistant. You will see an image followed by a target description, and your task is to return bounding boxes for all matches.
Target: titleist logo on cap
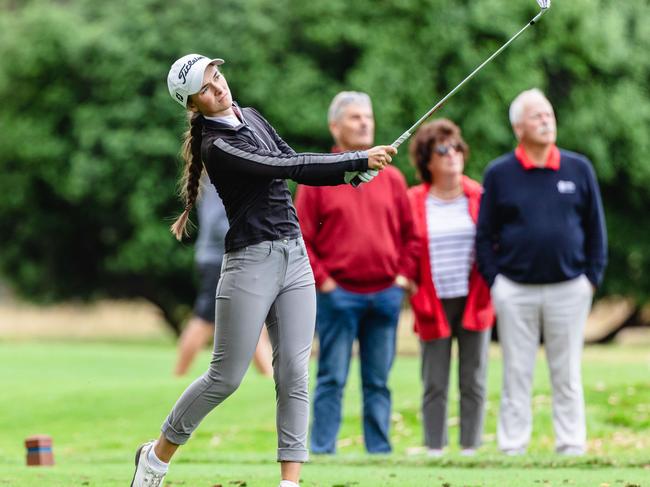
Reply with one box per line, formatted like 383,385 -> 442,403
178,56 -> 205,84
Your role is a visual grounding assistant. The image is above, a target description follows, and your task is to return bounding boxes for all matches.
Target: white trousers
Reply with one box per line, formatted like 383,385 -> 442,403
491,274 -> 593,454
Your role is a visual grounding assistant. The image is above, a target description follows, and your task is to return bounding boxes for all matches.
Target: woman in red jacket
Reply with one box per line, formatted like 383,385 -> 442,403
407,119 -> 494,457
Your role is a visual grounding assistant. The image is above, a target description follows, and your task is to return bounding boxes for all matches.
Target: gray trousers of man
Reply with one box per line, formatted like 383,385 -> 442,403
420,297 -> 491,450
161,237 -> 316,463
491,274 -> 593,454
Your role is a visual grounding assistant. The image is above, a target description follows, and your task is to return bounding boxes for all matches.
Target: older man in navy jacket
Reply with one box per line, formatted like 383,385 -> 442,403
476,88 -> 607,456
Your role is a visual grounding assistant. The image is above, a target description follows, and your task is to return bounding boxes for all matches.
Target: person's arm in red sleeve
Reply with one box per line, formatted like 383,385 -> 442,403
394,175 -> 421,292
406,187 -> 423,287
294,185 -> 332,289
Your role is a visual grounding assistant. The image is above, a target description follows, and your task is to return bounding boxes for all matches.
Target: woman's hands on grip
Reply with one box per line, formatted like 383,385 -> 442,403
367,145 -> 397,170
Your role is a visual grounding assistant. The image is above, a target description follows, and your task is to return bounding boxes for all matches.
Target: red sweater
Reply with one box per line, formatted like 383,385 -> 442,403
408,177 -> 494,341
295,165 -> 420,293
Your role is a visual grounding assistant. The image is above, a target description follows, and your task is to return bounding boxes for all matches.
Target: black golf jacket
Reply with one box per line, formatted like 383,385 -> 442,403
199,104 -> 369,252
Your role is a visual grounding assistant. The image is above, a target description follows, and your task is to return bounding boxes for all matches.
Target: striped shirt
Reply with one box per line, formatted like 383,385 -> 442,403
426,193 -> 476,299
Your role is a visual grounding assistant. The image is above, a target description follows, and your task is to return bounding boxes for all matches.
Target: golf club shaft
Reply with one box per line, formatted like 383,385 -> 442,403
352,8 -> 549,187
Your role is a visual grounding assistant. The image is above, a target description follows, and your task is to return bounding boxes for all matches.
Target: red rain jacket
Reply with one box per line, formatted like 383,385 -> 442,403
407,176 -> 494,341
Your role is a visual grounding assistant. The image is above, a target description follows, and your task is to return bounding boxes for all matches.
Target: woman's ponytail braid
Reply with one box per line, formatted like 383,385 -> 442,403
171,112 -> 204,240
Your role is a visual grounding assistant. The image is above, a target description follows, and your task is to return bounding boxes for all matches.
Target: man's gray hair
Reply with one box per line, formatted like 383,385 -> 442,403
509,88 -> 550,126
328,91 -> 373,123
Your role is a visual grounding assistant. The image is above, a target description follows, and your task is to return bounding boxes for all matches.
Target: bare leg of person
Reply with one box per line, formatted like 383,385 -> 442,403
153,434 -> 179,463
174,317 -> 214,376
281,461 -> 301,484
252,325 -> 273,377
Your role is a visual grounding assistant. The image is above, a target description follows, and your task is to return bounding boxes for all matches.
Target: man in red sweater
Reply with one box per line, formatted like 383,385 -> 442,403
295,91 -> 419,454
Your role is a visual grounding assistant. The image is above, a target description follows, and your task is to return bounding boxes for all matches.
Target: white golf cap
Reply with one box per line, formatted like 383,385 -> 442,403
167,54 -> 225,107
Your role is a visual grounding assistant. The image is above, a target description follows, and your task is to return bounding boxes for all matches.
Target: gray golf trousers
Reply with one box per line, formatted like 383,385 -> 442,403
161,237 -> 316,463
420,297 -> 491,450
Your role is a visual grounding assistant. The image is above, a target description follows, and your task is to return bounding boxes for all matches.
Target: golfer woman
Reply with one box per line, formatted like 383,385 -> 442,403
130,54 -> 395,487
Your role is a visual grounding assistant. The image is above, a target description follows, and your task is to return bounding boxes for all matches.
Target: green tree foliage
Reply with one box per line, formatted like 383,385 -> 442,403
1,0 -> 649,331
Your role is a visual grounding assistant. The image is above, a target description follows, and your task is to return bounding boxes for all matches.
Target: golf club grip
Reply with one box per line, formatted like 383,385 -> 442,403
349,174 -> 365,188
391,131 -> 412,149
350,131 -> 412,187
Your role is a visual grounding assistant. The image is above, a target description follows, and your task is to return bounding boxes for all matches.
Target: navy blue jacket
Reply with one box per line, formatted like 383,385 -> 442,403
476,148 -> 607,287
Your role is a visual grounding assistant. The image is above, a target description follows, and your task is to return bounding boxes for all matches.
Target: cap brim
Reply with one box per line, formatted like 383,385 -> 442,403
186,58 -> 226,96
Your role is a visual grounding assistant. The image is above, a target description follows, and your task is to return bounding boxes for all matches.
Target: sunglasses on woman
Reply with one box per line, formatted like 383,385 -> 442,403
433,143 -> 463,156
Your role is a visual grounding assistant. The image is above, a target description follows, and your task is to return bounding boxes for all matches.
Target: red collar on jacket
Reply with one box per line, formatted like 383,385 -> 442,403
412,175 -> 483,223
418,176 -> 483,198
515,144 -> 560,171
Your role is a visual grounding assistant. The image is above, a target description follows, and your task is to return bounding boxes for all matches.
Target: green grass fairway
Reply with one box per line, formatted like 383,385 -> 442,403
1,463 -> 649,487
0,341 -> 648,486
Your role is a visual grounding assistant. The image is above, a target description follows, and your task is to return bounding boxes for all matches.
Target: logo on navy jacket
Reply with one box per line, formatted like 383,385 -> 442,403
557,180 -> 576,194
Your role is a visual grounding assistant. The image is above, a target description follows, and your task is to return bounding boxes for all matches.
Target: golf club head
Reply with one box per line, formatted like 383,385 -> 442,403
536,0 -> 551,9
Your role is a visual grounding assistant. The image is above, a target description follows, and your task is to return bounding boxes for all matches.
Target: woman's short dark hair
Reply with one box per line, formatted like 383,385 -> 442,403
408,119 -> 469,183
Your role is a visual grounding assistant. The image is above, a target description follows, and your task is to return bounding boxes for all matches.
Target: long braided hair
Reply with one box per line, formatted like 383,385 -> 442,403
170,111 -> 204,240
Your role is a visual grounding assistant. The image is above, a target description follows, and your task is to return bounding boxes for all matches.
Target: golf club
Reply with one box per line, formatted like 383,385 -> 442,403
351,0 -> 552,187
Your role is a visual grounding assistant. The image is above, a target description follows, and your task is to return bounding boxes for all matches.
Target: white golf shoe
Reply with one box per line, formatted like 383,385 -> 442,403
130,441 -> 167,487
426,448 -> 445,458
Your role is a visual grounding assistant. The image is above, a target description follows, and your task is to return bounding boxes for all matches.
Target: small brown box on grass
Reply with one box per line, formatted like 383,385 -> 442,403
25,435 -> 54,466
